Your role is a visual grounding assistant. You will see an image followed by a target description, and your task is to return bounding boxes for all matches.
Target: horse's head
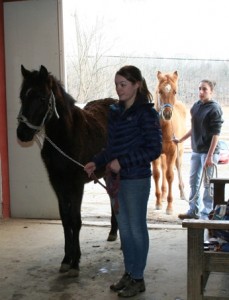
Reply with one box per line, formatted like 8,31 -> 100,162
17,65 -> 59,142
155,71 -> 178,121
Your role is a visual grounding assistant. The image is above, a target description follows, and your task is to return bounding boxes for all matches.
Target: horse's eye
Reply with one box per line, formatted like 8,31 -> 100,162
39,95 -> 48,102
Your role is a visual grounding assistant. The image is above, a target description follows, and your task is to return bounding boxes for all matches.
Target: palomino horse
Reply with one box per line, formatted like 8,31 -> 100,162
152,71 -> 187,214
17,65 -> 118,277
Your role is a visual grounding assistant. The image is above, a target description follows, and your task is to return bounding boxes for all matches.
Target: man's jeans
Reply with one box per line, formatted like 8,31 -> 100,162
188,152 -> 219,219
112,177 -> 151,279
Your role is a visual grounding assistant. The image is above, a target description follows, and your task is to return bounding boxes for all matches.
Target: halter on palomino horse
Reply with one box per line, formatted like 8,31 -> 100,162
152,71 -> 187,214
17,65 -> 118,277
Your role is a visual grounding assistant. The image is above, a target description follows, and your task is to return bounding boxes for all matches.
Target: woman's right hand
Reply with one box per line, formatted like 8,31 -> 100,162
172,137 -> 180,144
84,162 -> 96,178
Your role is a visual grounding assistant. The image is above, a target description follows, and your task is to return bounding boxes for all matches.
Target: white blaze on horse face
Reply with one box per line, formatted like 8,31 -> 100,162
164,84 -> 171,94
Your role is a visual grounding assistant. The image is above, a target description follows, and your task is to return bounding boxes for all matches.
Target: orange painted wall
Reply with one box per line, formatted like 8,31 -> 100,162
0,0 -> 10,218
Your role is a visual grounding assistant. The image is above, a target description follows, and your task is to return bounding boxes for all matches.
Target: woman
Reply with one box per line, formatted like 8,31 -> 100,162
174,79 -> 223,220
84,65 -> 162,297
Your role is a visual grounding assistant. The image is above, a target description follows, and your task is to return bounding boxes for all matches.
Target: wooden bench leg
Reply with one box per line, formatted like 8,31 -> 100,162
213,183 -> 226,207
187,228 -> 204,300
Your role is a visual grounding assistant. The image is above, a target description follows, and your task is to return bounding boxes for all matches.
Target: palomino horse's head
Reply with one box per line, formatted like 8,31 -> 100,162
17,65 -> 59,142
155,71 -> 178,121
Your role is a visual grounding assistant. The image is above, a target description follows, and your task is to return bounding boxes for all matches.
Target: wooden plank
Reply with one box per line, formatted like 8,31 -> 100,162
204,252 -> 229,272
210,178 -> 229,184
182,219 -> 229,230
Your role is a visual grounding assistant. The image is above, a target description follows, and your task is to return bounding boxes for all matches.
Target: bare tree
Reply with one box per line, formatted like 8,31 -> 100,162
65,11 -> 229,106
66,12 -> 126,103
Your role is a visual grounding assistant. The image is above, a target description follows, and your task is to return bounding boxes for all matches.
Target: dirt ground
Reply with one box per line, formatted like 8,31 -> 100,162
1,106 -> 229,300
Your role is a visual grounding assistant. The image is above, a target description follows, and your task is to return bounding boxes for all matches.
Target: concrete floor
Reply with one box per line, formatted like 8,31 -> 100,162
1,157 -> 228,299
0,218 -> 187,300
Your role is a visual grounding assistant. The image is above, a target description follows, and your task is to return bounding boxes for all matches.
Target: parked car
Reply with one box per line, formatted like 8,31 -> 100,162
218,140 -> 229,164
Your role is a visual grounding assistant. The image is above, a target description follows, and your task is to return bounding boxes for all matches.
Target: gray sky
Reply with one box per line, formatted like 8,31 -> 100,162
63,0 -> 229,60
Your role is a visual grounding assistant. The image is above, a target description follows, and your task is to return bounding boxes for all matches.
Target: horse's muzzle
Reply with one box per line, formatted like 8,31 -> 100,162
17,123 -> 36,142
160,109 -> 173,121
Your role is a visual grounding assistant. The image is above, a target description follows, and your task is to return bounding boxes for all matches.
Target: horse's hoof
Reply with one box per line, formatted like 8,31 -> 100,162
166,208 -> 173,215
107,233 -> 117,242
59,263 -> 70,273
155,205 -> 162,210
68,268 -> 79,277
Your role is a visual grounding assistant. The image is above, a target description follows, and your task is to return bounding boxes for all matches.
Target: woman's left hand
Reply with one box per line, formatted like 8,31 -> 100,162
109,159 -> 121,174
204,155 -> 214,168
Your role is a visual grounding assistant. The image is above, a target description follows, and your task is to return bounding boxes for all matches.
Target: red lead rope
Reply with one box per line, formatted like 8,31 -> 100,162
104,165 -> 120,214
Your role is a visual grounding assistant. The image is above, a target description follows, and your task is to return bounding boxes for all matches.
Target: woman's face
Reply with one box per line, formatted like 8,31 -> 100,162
198,82 -> 213,102
115,74 -> 139,108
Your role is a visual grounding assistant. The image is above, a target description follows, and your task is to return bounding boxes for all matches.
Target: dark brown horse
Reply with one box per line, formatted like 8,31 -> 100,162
16,65 -> 118,277
152,71 -> 187,214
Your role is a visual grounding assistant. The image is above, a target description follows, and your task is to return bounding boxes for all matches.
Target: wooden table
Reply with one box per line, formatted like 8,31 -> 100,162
182,219 -> 229,300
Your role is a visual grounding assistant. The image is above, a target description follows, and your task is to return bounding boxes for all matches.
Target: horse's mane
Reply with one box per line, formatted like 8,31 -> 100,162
49,74 -> 76,106
47,73 -> 83,128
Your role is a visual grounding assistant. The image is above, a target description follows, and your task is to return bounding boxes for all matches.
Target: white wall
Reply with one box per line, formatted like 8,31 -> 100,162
4,0 -> 64,218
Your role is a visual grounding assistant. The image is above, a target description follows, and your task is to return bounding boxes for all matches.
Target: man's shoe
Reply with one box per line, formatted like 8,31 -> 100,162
178,213 -> 199,220
118,279 -> 145,298
110,273 -> 131,292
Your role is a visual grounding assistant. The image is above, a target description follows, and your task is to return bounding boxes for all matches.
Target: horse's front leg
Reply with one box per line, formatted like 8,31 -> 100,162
165,157 -> 176,215
175,147 -> 186,200
67,184 -> 84,277
68,209 -> 82,277
57,185 -> 83,277
60,206 -> 82,277
152,157 -> 162,210
58,198 -> 74,273
48,175 -> 75,274
160,154 -> 168,202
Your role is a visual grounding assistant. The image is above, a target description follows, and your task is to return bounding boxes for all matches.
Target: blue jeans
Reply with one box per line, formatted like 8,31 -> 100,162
188,152 -> 219,219
112,177 -> 151,279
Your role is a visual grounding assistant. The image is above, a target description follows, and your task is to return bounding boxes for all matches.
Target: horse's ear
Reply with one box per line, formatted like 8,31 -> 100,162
39,65 -> 49,79
157,71 -> 162,80
174,71 -> 178,78
21,65 -> 31,78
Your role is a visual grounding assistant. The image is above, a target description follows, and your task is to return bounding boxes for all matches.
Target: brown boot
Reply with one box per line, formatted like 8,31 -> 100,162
178,212 -> 199,220
118,279 -> 145,297
110,272 -> 131,292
